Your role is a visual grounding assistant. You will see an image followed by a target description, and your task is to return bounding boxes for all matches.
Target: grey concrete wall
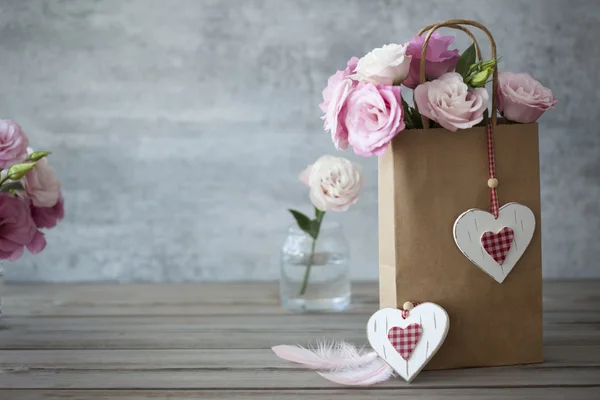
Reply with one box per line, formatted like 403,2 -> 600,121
1,0 -> 599,281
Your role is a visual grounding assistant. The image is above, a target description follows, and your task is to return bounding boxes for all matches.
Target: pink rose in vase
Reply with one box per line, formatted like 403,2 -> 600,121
0,193 -> 46,261
31,194 -> 65,229
403,33 -> 460,89
22,157 -> 61,208
498,72 -> 557,123
0,120 -> 29,168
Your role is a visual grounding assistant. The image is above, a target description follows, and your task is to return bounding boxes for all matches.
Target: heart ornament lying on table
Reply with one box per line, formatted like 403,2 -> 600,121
367,303 -> 449,382
453,202 -> 535,283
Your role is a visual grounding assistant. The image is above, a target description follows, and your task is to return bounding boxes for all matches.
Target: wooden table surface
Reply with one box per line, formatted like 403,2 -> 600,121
0,281 -> 599,399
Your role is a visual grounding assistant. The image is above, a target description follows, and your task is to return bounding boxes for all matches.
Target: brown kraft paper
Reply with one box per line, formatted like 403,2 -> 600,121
378,122 -> 543,370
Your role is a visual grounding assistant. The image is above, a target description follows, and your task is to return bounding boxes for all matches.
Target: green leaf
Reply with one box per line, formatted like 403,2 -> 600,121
288,209 -> 312,233
455,43 -> 477,79
476,109 -> 490,127
401,97 -> 415,128
7,163 -> 36,180
0,181 -> 24,192
27,151 -> 51,162
410,106 -> 423,129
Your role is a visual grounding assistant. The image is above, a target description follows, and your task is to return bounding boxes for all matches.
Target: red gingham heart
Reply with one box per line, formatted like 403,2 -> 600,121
387,324 -> 423,361
481,227 -> 515,265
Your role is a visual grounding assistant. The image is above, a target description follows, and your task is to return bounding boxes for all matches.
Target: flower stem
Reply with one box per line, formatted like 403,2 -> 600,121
298,237 -> 317,296
298,208 -> 325,296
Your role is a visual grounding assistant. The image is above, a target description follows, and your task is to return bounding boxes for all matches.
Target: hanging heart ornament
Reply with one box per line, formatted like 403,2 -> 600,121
367,303 -> 449,382
453,203 -> 535,283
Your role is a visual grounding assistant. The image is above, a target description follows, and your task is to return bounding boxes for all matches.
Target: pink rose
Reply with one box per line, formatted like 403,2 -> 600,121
22,157 -> 61,207
403,33 -> 460,89
343,82 -> 404,157
0,193 -> 46,261
320,57 -> 359,114
321,57 -> 359,151
31,194 -> 65,229
498,72 -> 557,123
0,120 -> 29,168
414,72 -> 489,131
352,43 -> 412,86
303,155 -> 363,212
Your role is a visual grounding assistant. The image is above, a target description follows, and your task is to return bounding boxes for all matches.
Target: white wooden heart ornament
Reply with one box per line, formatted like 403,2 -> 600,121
453,202 -> 535,283
367,303 -> 449,383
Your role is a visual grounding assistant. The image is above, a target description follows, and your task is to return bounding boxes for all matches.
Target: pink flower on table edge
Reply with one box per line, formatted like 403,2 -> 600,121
498,72 -> 557,123
31,194 -> 65,229
0,120 -> 29,169
344,82 -> 404,157
0,193 -> 46,261
414,72 -> 489,132
302,155 -> 363,212
403,32 -> 460,89
22,157 -> 61,208
321,57 -> 360,151
351,43 -> 412,86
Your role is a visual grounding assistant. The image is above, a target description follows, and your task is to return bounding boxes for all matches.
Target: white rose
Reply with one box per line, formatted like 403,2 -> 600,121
303,155 -> 363,212
352,43 -> 412,86
22,157 -> 61,207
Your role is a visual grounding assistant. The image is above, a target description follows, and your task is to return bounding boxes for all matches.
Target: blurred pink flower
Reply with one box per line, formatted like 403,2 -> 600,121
321,57 -> 359,151
414,72 -> 488,131
22,157 -> 61,207
0,120 -> 29,168
403,33 -> 460,89
31,194 -> 65,229
0,193 -> 46,261
344,82 -> 404,157
498,72 -> 557,123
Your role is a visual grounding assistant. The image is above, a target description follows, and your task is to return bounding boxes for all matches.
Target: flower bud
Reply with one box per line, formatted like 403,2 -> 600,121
470,68 -> 494,87
480,59 -> 497,70
27,151 -> 51,162
7,162 -> 36,180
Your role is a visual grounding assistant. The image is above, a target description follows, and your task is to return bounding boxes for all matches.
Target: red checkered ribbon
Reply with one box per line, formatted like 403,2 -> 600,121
481,227 -> 514,265
387,323 -> 423,361
487,123 -> 499,218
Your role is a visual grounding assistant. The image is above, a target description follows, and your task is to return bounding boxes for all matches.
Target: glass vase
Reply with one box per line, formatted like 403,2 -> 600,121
280,222 -> 350,312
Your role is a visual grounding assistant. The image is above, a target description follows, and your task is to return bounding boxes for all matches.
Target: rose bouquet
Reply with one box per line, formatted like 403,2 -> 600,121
0,120 -> 64,262
320,29 -> 556,156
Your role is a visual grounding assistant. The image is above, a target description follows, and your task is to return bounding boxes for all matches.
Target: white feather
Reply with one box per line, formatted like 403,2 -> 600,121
272,340 -> 379,370
318,357 -> 394,386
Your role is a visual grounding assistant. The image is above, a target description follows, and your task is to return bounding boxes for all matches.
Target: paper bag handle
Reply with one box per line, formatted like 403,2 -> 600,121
416,20 -> 498,128
418,24 -> 482,62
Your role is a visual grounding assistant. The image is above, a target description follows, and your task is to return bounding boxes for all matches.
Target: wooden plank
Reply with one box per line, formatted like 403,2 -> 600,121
1,282 -> 378,317
1,346 -> 598,370
3,281 -> 598,317
2,388 -> 600,400
0,365 -> 599,389
1,312 -> 598,350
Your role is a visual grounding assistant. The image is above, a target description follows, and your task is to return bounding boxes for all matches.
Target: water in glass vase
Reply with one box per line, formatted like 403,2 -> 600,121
280,222 -> 350,312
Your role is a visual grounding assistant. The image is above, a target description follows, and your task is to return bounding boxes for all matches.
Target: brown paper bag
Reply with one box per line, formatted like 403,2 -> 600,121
378,20 -> 543,369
